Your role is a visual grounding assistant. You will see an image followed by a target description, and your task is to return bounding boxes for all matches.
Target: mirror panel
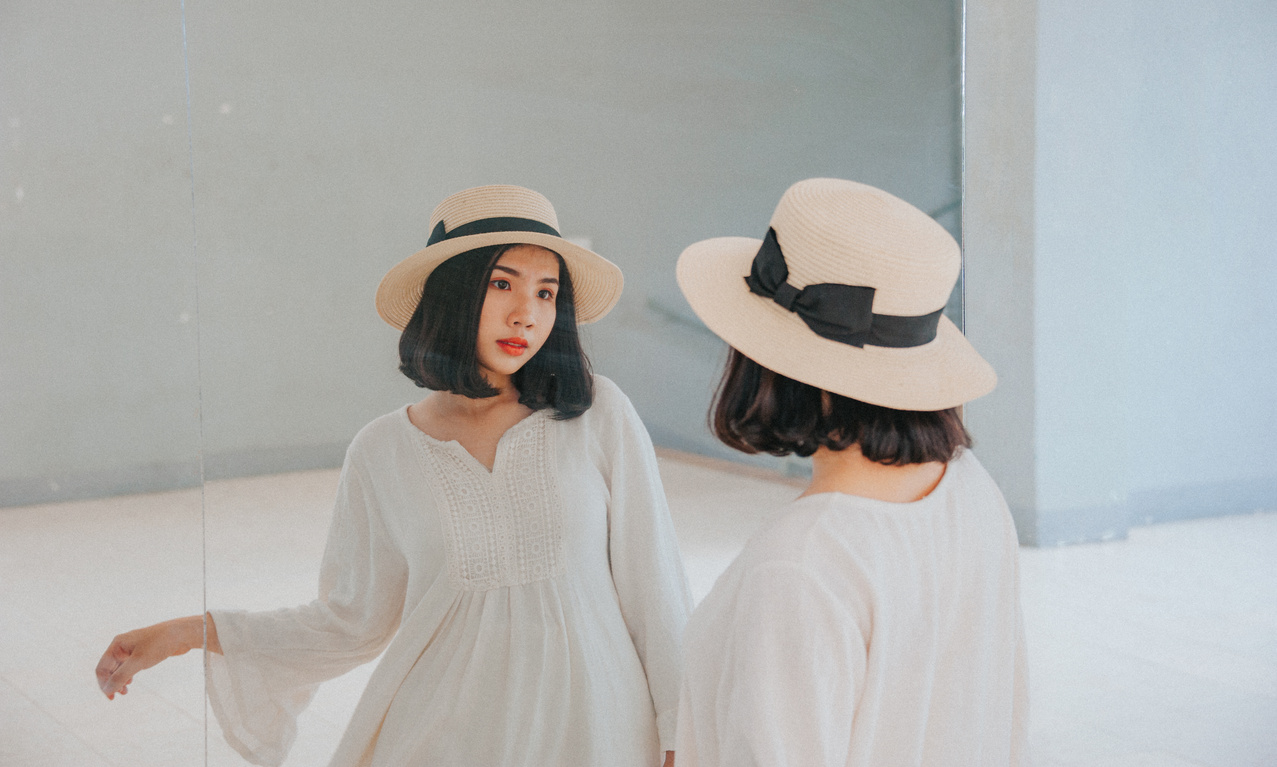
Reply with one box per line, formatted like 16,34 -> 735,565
0,2 -> 206,764
188,1 -> 960,761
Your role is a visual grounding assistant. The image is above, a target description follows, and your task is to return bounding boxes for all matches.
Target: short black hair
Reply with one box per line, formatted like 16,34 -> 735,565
398,244 -> 593,419
711,348 -> 970,465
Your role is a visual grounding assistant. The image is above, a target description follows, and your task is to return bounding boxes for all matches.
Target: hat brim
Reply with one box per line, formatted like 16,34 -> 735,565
676,236 -> 996,411
376,232 -> 624,331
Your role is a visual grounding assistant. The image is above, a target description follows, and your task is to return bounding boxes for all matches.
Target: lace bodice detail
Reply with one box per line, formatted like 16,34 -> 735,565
412,412 -> 566,591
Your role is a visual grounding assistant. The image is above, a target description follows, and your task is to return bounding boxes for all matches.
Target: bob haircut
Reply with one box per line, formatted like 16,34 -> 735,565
398,243 -> 593,419
711,349 -> 971,465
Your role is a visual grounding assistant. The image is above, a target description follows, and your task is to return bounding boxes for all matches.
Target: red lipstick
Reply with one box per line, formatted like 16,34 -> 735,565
497,337 -> 529,356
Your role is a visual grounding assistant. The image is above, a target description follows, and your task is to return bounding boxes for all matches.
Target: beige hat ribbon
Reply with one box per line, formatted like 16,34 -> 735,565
745,228 -> 944,349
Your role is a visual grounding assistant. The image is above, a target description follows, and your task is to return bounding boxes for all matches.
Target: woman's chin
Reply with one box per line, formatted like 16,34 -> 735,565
478,359 -> 531,385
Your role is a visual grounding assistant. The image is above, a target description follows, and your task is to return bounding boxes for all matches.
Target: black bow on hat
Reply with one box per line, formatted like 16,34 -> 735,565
744,228 -> 944,349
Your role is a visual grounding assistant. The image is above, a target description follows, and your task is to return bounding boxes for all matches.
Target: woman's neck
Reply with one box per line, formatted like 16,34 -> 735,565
408,383 -> 534,470
800,445 -> 947,504
428,384 -> 522,422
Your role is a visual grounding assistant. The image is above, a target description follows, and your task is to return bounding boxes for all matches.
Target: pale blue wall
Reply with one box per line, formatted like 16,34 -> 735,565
1031,0 -> 1277,542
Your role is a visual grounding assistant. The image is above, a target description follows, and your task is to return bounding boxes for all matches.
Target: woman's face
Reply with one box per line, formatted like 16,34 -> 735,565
475,244 -> 561,386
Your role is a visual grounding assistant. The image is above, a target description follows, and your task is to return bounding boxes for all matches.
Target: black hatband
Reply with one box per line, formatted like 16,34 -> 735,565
427,216 -> 561,246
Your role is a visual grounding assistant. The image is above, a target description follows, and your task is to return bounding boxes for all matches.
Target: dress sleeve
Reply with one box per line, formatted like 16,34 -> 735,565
206,458 -> 408,767
598,383 -> 694,752
710,562 -> 865,767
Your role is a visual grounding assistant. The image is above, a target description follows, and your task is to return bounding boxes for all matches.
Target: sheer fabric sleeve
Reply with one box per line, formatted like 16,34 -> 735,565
206,458 -> 408,767
598,383 -> 693,752
709,562 -> 865,767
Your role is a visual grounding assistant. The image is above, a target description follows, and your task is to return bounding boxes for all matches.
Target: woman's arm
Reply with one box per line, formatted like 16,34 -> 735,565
693,562 -> 864,766
95,613 -> 221,699
596,379 -> 694,755
204,456 -> 408,765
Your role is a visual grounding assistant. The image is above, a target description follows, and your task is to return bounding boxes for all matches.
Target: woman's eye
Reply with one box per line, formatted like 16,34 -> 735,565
490,279 -> 511,290
538,289 -> 555,300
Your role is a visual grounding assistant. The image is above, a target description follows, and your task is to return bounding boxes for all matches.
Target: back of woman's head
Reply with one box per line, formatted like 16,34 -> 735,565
397,244 -> 593,419
712,348 -> 971,465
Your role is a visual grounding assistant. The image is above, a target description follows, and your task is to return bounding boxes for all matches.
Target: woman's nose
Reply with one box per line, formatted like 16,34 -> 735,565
509,294 -> 536,327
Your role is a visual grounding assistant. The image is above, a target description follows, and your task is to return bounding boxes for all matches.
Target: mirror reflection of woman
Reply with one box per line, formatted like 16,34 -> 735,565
96,185 -> 691,767
673,178 -> 1028,766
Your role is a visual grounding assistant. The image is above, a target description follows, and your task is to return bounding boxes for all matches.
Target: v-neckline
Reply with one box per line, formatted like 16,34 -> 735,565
404,405 -> 547,476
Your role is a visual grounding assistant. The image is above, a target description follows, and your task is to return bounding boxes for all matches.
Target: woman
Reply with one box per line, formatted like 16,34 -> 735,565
673,178 -> 1028,765
97,185 -> 691,767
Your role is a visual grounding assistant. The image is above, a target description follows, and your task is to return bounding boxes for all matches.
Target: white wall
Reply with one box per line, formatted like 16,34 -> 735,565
963,0 -> 1038,537
0,2 -> 203,505
967,0 -> 1277,544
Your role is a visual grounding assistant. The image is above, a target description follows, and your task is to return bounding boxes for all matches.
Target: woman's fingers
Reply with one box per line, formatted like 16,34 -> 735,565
105,653 -> 151,697
95,637 -> 131,696
101,655 -> 136,697
96,617 -> 203,700
96,630 -> 158,698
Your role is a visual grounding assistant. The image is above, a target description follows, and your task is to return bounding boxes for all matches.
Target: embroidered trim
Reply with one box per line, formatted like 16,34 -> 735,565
413,414 -> 565,591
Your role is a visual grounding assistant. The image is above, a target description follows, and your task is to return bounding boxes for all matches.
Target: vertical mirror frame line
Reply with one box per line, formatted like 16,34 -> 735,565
957,0 -> 968,425
177,1 -> 210,763
959,0 -> 968,338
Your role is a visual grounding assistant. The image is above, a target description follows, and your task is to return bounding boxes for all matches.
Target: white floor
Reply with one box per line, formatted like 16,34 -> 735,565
1,452 -> 1274,767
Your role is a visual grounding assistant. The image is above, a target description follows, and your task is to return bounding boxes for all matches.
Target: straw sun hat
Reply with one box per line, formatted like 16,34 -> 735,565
676,178 -> 996,411
376,185 -> 624,331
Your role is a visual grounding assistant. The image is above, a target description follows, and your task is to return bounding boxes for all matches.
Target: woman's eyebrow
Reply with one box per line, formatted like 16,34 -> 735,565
492,264 -> 558,285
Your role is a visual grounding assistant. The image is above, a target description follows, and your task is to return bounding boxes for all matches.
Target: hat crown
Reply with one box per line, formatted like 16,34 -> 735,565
428,185 -> 561,234
768,178 -> 960,317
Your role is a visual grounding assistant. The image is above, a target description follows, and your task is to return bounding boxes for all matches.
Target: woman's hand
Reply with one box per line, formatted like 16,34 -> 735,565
95,614 -> 221,699
663,751 -> 675,767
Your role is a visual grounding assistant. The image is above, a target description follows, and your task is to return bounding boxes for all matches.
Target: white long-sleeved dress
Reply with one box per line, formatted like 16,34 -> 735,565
676,449 -> 1029,766
207,376 -> 692,767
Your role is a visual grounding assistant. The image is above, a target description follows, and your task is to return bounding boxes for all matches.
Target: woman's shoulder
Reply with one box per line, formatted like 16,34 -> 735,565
727,494 -> 907,594
738,497 -> 853,564
692,500 -> 863,635
944,448 -> 1011,512
345,406 -> 414,462
579,374 -> 639,424
565,375 -> 650,453
589,374 -> 627,408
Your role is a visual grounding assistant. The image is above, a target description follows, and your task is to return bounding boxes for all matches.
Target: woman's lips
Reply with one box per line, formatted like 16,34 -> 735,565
497,337 -> 529,356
